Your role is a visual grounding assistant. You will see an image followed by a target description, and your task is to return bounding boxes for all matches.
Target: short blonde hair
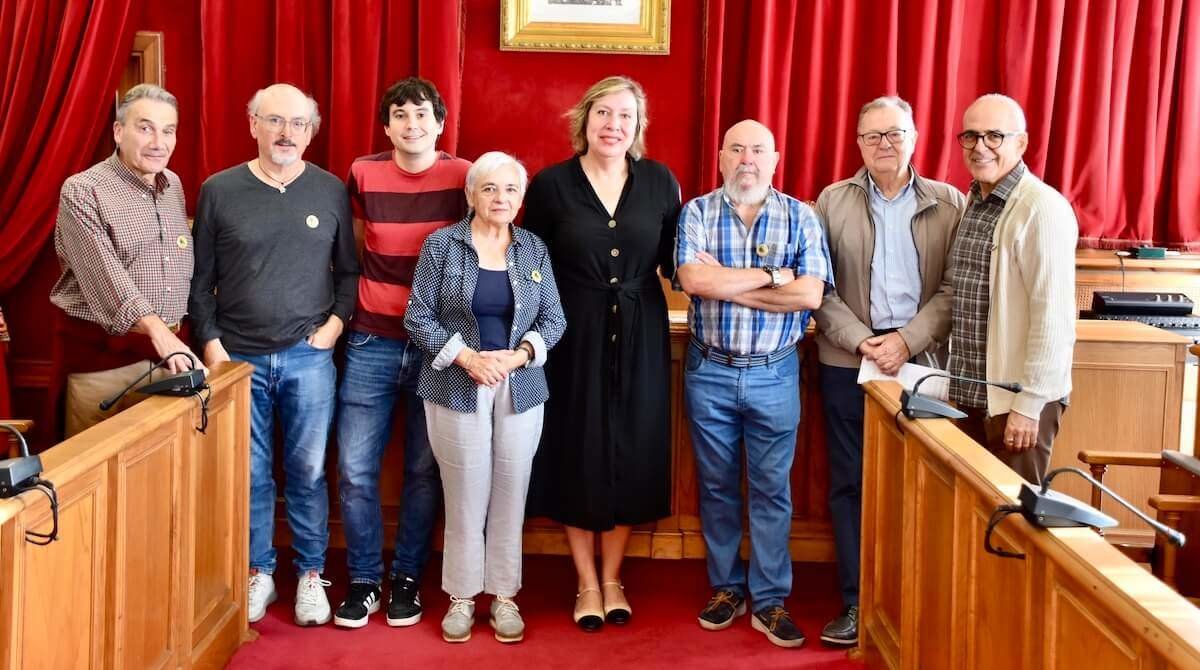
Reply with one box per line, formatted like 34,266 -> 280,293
566,76 -> 649,160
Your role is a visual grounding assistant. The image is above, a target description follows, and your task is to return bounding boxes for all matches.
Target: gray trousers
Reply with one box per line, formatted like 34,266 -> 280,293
425,376 -> 543,599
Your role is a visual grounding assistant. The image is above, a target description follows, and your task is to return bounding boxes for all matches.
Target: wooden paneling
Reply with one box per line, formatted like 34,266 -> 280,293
859,381 -> 1200,670
1055,322 -> 1188,532
0,363 -> 252,670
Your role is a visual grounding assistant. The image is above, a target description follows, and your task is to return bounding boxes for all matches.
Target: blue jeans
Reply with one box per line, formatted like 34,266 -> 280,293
233,339 -> 336,576
683,342 -> 801,610
336,331 -> 441,585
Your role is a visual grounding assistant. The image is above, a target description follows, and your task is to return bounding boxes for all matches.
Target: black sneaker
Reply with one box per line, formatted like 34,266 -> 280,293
387,574 -> 422,627
697,590 -> 747,631
820,605 -> 858,646
333,582 -> 382,629
752,606 -> 806,648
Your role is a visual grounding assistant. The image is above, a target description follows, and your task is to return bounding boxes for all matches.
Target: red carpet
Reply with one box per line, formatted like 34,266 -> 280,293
228,550 -> 863,669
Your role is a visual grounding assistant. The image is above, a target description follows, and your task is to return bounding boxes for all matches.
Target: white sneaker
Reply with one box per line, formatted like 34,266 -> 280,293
294,570 -> 333,626
248,571 -> 277,623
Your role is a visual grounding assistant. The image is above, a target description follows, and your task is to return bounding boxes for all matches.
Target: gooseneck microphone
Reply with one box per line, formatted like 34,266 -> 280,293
1031,467 -> 1185,547
901,372 -> 1023,420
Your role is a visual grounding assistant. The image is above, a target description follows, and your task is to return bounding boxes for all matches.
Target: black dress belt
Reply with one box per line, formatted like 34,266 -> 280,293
689,337 -> 796,368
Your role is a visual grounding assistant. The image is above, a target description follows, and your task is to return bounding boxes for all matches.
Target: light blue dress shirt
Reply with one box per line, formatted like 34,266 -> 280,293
867,173 -> 921,329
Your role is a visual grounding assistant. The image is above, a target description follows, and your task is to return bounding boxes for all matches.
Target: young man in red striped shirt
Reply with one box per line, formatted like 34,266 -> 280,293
333,78 -> 471,629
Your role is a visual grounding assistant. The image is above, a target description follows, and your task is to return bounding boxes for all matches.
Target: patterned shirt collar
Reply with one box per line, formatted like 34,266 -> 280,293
969,161 -> 1025,204
106,152 -> 171,195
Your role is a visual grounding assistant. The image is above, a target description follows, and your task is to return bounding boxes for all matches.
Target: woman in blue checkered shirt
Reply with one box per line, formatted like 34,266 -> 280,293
404,151 -> 567,644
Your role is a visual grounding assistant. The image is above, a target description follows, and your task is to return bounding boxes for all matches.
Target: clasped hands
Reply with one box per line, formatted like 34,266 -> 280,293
858,332 -> 910,377
459,348 -> 530,387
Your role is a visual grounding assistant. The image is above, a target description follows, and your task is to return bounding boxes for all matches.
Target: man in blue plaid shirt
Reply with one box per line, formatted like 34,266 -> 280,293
677,120 -> 833,649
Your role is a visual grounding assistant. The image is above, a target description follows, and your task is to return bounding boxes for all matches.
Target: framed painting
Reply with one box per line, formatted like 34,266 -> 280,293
500,0 -> 670,54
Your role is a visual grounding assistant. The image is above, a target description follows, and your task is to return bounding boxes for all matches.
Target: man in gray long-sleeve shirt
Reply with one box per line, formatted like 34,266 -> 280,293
189,83 -> 359,628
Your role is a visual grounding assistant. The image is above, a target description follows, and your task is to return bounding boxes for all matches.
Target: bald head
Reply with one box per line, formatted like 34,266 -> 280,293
248,83 -> 321,168
722,120 -> 777,152
719,119 -> 780,206
960,93 -> 1029,196
964,94 -> 1026,133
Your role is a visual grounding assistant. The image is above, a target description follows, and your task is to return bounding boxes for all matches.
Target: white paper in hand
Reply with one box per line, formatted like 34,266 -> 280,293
856,359 -> 950,401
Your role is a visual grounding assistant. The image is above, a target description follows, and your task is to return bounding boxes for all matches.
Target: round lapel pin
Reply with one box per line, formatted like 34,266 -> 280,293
756,243 -> 769,258
176,235 -> 189,249
531,269 -> 543,283
306,215 -> 319,229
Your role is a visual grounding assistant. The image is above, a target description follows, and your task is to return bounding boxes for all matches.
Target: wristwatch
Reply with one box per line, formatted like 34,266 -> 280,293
517,341 -> 536,367
762,265 -> 783,289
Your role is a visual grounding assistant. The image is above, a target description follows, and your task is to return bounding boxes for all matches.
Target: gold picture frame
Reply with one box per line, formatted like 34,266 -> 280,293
500,0 -> 670,55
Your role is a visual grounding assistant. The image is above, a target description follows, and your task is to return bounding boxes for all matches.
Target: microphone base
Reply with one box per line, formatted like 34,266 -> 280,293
136,369 -> 207,398
1017,482 -> 1118,529
901,390 -> 967,420
0,454 -> 43,498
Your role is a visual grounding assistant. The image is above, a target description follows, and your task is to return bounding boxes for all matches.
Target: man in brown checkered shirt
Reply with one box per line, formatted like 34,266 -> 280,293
49,84 -> 201,436
948,94 -> 1078,484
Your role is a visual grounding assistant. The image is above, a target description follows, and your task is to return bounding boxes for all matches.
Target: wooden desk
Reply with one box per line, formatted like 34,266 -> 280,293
859,381 -> 1200,669
0,362 -> 252,670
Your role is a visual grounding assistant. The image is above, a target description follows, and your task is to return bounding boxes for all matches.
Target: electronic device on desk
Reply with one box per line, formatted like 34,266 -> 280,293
1085,291 -> 1200,342
1092,291 -> 1194,316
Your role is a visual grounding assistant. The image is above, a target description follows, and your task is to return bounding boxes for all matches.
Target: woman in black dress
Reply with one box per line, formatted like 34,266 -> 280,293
525,76 -> 681,631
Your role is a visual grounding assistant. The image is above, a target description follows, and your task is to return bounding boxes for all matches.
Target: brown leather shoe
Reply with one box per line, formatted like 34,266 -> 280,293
574,588 -> 604,632
601,582 -> 631,625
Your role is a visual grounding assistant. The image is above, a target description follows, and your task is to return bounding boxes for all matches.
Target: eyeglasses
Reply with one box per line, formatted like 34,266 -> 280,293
857,129 -> 909,146
255,114 -> 311,133
957,130 -> 1022,150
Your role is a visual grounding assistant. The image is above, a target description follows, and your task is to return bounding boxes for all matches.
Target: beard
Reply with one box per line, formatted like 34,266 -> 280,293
723,180 -> 770,206
270,149 -> 299,167
270,140 -> 299,167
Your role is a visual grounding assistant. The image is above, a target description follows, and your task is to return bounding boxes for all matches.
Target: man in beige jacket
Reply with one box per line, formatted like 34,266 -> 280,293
813,96 -> 965,647
948,93 -> 1077,485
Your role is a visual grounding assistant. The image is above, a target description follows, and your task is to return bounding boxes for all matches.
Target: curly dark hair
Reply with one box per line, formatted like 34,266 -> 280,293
377,77 -> 447,126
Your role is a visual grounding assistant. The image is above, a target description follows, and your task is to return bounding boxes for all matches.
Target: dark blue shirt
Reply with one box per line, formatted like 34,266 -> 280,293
473,268 -> 514,351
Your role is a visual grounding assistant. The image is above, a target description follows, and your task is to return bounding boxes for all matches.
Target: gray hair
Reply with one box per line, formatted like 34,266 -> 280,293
115,84 -> 178,124
857,95 -> 914,130
246,84 -> 322,134
465,151 -> 529,201
972,93 -> 1028,132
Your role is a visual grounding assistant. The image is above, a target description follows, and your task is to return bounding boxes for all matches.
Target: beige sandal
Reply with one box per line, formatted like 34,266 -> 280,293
602,581 -> 631,624
574,587 -> 604,632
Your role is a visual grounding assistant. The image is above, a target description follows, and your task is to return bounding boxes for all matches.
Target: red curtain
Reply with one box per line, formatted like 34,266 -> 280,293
196,0 -> 463,188
0,0 -> 138,294
701,0 -> 1200,248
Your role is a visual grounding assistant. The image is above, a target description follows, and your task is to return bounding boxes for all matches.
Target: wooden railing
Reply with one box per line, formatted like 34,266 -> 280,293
0,362 -> 252,670
860,380 -> 1200,669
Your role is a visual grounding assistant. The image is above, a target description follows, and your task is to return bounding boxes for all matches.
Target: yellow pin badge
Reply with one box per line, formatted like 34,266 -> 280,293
756,243 -> 770,258
176,235 -> 188,249
306,215 -> 319,229
531,269 -> 543,283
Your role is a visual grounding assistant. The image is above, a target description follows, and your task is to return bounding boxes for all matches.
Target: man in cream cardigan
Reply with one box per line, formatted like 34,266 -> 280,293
948,94 -> 1078,484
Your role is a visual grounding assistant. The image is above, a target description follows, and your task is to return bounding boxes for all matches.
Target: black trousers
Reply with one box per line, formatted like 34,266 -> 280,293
819,363 -> 864,608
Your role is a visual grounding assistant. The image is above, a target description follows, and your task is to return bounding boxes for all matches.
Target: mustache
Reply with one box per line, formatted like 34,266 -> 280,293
736,166 -> 758,176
